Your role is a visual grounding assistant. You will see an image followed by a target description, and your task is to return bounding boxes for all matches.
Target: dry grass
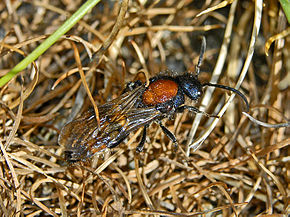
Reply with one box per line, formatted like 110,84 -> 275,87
0,0 -> 289,216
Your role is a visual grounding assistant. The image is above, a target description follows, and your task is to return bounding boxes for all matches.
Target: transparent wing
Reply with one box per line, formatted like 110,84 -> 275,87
58,85 -> 161,162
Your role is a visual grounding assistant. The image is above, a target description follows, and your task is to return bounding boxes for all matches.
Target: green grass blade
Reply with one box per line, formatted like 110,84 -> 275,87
0,0 -> 101,87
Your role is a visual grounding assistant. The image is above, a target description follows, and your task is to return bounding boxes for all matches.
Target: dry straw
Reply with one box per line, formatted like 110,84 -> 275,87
0,0 -> 289,216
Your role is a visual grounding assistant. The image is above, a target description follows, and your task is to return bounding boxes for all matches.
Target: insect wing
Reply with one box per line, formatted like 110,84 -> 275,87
59,85 -> 147,162
96,106 -> 161,149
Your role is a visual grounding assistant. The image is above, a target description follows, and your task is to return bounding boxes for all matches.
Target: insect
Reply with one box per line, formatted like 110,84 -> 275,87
59,37 -> 249,163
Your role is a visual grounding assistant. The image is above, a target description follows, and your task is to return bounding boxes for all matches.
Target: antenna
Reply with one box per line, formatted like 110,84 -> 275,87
203,82 -> 250,112
195,36 -> 206,77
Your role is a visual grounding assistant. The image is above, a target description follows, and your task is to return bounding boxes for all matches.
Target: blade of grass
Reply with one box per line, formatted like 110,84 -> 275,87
0,0 -> 101,87
279,0 -> 290,23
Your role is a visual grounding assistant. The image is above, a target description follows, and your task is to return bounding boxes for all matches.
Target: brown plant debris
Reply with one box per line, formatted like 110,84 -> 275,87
0,1 -> 289,216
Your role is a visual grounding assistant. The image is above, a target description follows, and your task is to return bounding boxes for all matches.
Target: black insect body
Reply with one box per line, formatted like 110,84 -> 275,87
59,37 -> 249,163
126,72 -> 249,152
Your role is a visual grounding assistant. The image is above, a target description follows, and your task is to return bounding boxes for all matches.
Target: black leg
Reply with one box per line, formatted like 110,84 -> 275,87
159,122 -> 178,149
177,105 -> 219,118
136,125 -> 147,152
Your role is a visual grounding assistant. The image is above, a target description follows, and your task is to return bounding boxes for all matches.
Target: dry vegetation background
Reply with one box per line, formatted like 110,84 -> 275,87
0,0 -> 289,216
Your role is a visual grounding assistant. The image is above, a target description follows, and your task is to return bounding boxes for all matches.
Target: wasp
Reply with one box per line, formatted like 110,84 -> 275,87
59,37 -> 249,163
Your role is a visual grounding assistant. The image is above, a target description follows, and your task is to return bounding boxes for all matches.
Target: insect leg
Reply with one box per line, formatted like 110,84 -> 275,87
122,80 -> 143,93
136,125 -> 148,152
107,132 -> 129,148
159,122 -> 178,148
177,105 -> 219,118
